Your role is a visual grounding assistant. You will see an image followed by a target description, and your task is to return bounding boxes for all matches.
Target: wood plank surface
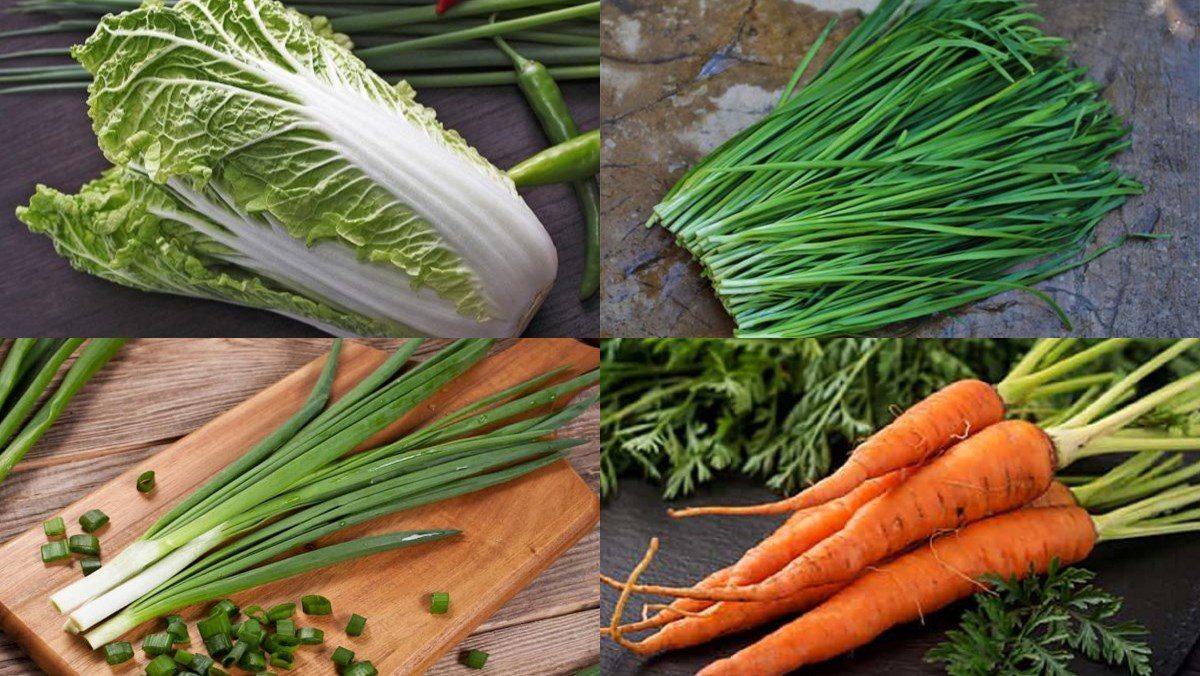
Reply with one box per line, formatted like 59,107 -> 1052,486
0,339 -> 600,675
599,0 -> 1199,337
0,7 -> 599,338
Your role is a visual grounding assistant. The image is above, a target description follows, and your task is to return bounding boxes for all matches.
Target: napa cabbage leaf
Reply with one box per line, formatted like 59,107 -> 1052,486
18,0 -> 558,336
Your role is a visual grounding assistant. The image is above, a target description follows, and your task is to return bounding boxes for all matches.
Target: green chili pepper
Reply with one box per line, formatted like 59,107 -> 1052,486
508,129 -> 599,187
495,31 -> 600,301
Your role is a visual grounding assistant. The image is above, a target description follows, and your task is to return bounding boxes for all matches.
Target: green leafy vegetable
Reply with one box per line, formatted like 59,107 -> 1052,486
17,0 -> 560,337
649,0 -> 1142,337
926,562 -> 1151,676
601,338 -> 1024,498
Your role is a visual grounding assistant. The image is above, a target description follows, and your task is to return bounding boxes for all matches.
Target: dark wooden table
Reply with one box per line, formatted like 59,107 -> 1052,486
0,339 -> 600,675
0,5 -> 599,338
600,0 -> 1200,338
601,476 -> 1200,675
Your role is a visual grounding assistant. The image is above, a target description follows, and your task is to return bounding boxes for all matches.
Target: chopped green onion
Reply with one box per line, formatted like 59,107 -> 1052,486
146,653 -> 179,676
78,509 -> 109,533
80,557 -> 102,577
238,618 -> 264,648
142,631 -> 173,656
137,470 -> 157,493
172,648 -> 194,665
102,641 -> 133,665
198,612 -> 231,638
462,649 -> 489,669
275,618 -> 295,637
67,534 -> 99,556
266,602 -> 295,622
222,640 -> 248,667
211,599 -> 240,619
209,668 -> 230,676
296,627 -> 324,645
300,594 -> 331,615
269,652 -> 295,670
344,661 -> 378,676
40,541 -> 70,563
243,604 -> 268,623
191,653 -> 215,674
331,646 -> 354,668
203,632 -> 233,659
165,614 -> 189,643
430,592 -> 449,614
43,516 -> 65,538
345,614 -> 367,637
239,648 -> 267,671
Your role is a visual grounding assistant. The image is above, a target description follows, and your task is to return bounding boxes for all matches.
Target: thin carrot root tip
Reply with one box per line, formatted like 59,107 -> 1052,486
608,537 -> 661,652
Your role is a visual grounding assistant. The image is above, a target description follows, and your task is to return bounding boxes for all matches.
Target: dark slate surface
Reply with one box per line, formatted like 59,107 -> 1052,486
601,476 -> 1200,675
0,5 -> 598,338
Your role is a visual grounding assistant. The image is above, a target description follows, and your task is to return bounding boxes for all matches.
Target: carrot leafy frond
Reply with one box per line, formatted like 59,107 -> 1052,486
926,561 -> 1152,676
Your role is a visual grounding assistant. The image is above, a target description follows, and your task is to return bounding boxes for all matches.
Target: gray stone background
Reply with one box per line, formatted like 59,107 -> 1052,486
600,0 -> 1199,337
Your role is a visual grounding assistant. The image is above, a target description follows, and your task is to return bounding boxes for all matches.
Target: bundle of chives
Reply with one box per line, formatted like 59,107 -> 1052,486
0,0 -> 599,92
47,338 -> 598,649
651,0 -> 1143,337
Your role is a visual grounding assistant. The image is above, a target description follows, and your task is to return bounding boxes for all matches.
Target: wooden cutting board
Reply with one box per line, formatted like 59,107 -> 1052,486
0,339 -> 600,675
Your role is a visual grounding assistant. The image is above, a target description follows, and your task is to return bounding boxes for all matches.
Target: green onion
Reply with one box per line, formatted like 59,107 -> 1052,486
345,613 -> 367,637
203,632 -> 233,659
222,640 -> 249,667
191,652 -> 215,674
209,668 -> 230,676
269,652 -> 295,669
35,543 -> 66,565
239,648 -> 267,671
462,649 -> 489,669
276,618 -> 296,637
43,517 -> 65,538
78,509 -> 109,533
344,661 -> 378,676
649,0 -> 1142,337
573,665 -> 599,676
67,534 -> 99,556
266,602 -> 295,622
137,470 -> 156,493
172,648 -> 194,665
165,614 -> 188,643
197,612 -> 231,639
47,340 -> 595,651
211,599 -> 239,619
142,631 -> 172,656
238,618 -> 264,648
80,557 -> 102,577
300,595 -> 331,615
297,627 -> 324,645
146,653 -> 178,676
0,339 -> 125,484
102,641 -> 133,665
430,591 -> 449,614
331,646 -> 355,668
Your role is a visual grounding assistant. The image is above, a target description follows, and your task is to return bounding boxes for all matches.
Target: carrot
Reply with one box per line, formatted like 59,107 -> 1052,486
670,379 -> 1004,517
606,472 -> 905,639
611,420 -> 1056,602
613,584 -> 843,656
696,505 -> 1097,676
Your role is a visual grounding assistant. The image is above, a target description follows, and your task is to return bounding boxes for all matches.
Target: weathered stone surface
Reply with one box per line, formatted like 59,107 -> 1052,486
600,0 -> 1199,337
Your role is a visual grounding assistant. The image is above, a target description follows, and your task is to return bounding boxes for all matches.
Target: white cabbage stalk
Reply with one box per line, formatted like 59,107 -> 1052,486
17,0 -> 557,337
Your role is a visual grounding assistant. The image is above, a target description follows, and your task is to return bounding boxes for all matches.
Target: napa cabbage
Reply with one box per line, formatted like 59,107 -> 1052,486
17,0 -> 558,336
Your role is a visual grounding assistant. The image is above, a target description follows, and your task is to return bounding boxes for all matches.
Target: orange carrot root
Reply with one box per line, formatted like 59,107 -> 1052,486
610,471 -> 907,633
614,420 -> 1056,603
697,505 -> 1097,676
607,538 -> 661,652
671,379 -> 1005,518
